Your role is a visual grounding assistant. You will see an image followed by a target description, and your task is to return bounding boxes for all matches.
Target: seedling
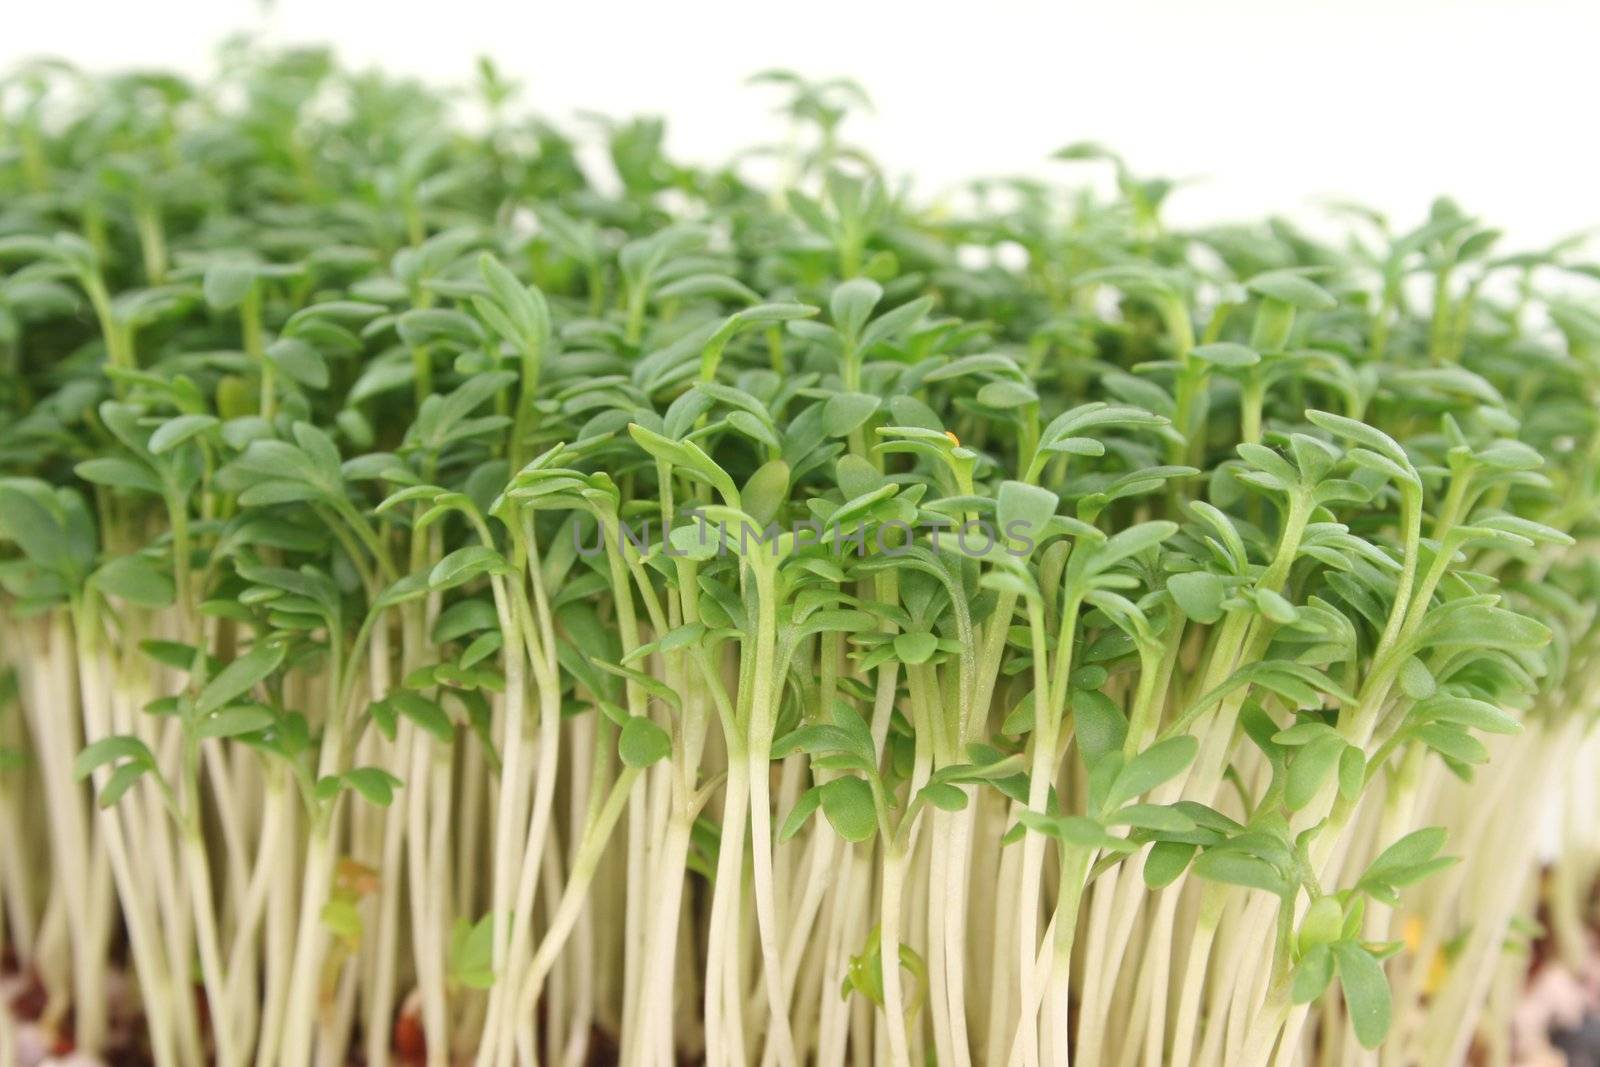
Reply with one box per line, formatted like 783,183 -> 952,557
0,46 -> 1595,1067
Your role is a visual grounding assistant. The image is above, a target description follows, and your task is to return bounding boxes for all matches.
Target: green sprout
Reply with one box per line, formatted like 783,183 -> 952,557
0,42 -> 1596,1067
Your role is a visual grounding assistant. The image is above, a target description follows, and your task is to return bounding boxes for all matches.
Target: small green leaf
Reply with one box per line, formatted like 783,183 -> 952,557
830,278 -> 883,340
779,787 -> 823,842
1397,656 -> 1435,700
1415,696 -> 1520,735
819,776 -> 877,842
76,457 -> 163,495
97,761 -> 150,808
1190,342 -> 1260,368
1291,943 -> 1335,1004
822,393 -> 881,437
1247,270 -> 1337,311
1144,841 -> 1197,888
1108,804 -> 1195,833
1072,690 -> 1127,764
394,691 -> 454,744
997,481 -> 1059,552
1286,735 -> 1345,810
1192,851 -> 1288,896
1414,724 -> 1488,765
74,735 -> 156,780
203,262 -> 257,310
619,717 -> 672,768
430,546 -> 511,590
1361,827 -> 1449,889
342,767 -> 403,807
1167,571 -> 1226,624
1333,942 -> 1392,1048
1106,735 -> 1197,810
1337,745 -> 1365,801
196,642 -> 286,715
149,414 -> 219,455
448,914 -> 497,990
893,632 -> 938,665
1299,896 -> 1345,950
194,706 -> 275,740
741,461 -> 790,526
266,338 -> 330,389
94,556 -> 175,607
918,782 -> 968,812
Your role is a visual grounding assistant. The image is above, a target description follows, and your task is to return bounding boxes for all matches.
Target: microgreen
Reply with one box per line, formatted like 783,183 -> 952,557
0,46 -> 1596,1067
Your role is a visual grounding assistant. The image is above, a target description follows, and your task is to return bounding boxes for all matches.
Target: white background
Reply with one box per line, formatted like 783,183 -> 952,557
5,0 -> 1599,250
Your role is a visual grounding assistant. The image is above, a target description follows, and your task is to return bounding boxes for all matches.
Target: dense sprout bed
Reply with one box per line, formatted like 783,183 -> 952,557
1,47 -> 1599,1067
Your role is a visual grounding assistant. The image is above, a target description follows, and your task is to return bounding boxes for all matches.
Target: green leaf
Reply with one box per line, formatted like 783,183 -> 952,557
1108,804 -> 1194,833
977,380 -> 1039,408
741,461 -> 790,526
1255,588 -> 1298,624
730,302 -> 817,329
203,262 -> 257,310
97,761 -> 151,808
1192,850 -> 1288,896
341,767 -> 403,807
1414,696 -> 1520,735
1337,745 -> 1365,801
149,414 -> 219,455
1422,606 -> 1549,651
266,338 -> 329,389
1089,522 -> 1177,574
779,786 -> 823,842
430,546 -> 512,590
918,782 -> 968,812
821,393 -> 881,437
374,571 -> 433,611
655,273 -> 760,304
819,776 -> 877,842
1050,815 -> 1131,851
830,278 -> 883,340
1072,690 -> 1127,763
196,642 -> 286,715
1144,841 -> 1197,888
1305,411 -> 1415,482
448,914 -> 497,990
433,598 -> 499,641
1361,827 -> 1450,889
1291,943 -> 1335,1004
74,735 -> 156,780
394,691 -> 454,744
1247,270 -> 1337,311
459,631 -> 502,669
1333,942 -> 1392,1048
94,556 -> 175,607
627,423 -> 739,505
619,717 -> 672,768
1397,656 -> 1435,700
0,481 -> 79,578
1190,342 -> 1260,368
478,254 -> 551,355
893,632 -> 938,665
1286,735 -> 1345,810
997,481 -> 1059,552
194,706 -> 276,740
75,457 -> 163,495
1299,896 -> 1345,949
1106,735 -> 1196,810
1414,723 -> 1488,765
1167,571 -> 1226,624
859,296 -> 934,350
